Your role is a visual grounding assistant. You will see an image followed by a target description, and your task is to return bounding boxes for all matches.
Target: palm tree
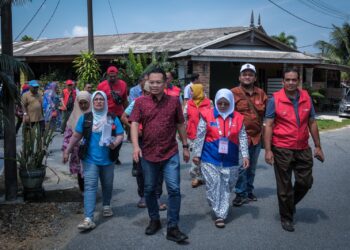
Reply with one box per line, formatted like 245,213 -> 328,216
271,32 -> 297,49
314,23 -> 350,66
1,0 -> 32,200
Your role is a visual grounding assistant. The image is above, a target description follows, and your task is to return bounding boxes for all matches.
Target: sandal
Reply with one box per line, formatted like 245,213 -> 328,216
215,218 -> 225,228
159,203 -> 167,211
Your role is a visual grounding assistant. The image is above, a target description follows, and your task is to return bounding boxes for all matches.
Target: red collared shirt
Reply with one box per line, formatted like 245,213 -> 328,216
129,94 -> 185,162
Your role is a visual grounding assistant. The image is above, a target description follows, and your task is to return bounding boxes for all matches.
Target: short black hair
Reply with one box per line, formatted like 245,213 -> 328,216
191,73 -> 199,82
283,67 -> 300,79
148,67 -> 166,81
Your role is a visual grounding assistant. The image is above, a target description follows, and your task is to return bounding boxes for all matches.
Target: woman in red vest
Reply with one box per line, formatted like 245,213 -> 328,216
192,88 -> 249,228
184,84 -> 211,188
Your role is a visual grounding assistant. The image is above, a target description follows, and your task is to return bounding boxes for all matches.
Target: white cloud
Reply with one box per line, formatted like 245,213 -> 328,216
72,25 -> 88,37
64,25 -> 88,37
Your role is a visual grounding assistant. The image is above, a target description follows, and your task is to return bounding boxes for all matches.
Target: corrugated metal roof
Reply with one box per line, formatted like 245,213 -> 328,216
12,27 -> 248,57
187,49 -> 322,63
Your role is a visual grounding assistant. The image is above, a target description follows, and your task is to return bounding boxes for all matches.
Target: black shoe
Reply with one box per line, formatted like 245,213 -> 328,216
281,220 -> 295,232
166,226 -> 188,243
232,195 -> 247,207
247,193 -> 257,201
145,220 -> 161,235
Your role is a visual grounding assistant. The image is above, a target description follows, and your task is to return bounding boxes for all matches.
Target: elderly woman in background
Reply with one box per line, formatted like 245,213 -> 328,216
62,91 -> 91,192
192,88 -> 249,228
63,91 -> 124,232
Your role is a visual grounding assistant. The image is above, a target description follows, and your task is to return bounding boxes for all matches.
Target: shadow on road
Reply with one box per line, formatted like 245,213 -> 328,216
295,207 -> 329,224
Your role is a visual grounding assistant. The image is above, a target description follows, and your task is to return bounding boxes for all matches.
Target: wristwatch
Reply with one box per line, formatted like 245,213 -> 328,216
183,144 -> 189,149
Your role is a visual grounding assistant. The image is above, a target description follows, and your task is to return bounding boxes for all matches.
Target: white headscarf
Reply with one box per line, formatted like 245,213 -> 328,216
214,88 -> 235,120
91,91 -> 108,132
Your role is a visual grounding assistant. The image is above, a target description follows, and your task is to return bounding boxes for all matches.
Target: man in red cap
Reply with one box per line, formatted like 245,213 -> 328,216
97,66 -> 128,164
60,79 -> 76,133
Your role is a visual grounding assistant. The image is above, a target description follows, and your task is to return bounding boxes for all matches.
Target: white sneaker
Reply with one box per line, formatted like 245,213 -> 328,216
103,205 -> 114,217
77,218 -> 96,231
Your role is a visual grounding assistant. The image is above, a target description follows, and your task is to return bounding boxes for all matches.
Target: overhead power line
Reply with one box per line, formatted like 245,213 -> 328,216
308,0 -> 349,19
268,0 -> 333,30
35,0 -> 61,40
297,0 -> 345,20
14,0 -> 47,41
106,0 -> 126,55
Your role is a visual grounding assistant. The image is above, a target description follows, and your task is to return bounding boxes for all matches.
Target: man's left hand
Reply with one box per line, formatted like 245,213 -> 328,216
183,148 -> 190,163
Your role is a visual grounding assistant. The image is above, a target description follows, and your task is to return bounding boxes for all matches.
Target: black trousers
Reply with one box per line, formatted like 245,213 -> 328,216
272,146 -> 313,222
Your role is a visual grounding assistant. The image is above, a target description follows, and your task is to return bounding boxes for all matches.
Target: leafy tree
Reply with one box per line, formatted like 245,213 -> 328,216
314,23 -> 350,66
73,51 -> 101,90
315,23 -> 350,80
20,35 -> 33,41
271,32 -> 297,49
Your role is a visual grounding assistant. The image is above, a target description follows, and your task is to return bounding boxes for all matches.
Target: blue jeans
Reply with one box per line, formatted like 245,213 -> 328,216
235,142 -> 261,198
83,162 -> 115,219
142,153 -> 181,228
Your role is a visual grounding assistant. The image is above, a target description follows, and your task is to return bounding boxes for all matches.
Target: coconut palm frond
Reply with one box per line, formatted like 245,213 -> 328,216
0,54 -> 33,76
0,72 -> 20,102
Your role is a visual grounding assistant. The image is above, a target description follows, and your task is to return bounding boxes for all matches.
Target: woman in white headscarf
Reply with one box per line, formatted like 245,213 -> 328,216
63,91 -> 124,232
62,91 -> 91,192
192,88 -> 249,228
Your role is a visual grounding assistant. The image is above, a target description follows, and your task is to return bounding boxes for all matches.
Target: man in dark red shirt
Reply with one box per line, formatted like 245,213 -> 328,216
97,66 -> 128,164
130,67 -> 190,243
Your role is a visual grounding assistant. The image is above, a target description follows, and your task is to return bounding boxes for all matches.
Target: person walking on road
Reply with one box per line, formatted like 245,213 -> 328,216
130,67 -> 190,243
183,83 -> 211,188
120,81 -> 166,210
62,91 -> 91,193
60,79 -> 76,133
264,67 -> 325,232
97,66 -> 128,165
63,91 -> 124,232
192,89 -> 249,228
231,63 -> 267,206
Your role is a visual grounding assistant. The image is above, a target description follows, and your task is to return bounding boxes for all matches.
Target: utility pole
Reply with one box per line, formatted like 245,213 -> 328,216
1,2 -> 18,201
87,0 -> 94,52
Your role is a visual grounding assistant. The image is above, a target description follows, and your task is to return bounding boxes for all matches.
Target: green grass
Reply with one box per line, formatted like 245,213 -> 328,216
317,118 -> 350,131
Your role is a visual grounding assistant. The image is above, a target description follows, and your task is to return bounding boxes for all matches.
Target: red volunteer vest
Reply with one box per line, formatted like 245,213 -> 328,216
201,109 -> 244,145
164,85 -> 181,97
186,98 -> 211,140
272,89 -> 311,150
61,88 -> 76,111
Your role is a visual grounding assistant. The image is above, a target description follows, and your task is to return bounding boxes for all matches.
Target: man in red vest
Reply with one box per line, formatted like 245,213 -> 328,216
164,71 -> 182,103
60,79 -> 76,133
97,66 -> 128,164
264,67 -> 324,232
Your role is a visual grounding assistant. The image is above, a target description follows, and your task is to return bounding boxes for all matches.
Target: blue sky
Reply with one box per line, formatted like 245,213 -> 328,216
11,0 -> 350,54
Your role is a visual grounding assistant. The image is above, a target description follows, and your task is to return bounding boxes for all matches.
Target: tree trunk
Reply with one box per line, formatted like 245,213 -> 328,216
1,2 -> 18,201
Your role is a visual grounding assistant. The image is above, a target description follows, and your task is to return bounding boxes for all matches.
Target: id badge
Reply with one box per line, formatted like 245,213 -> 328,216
218,138 -> 229,154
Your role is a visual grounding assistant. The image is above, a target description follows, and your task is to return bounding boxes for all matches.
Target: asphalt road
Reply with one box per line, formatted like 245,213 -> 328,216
4,125 -> 349,250
61,127 -> 350,250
